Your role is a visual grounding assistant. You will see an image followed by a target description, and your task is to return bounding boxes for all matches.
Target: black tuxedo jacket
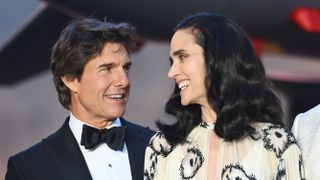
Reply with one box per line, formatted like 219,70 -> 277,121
5,117 -> 154,180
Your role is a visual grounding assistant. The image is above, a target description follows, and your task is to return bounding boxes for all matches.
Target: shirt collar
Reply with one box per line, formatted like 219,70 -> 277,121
69,113 -> 122,144
199,121 -> 215,130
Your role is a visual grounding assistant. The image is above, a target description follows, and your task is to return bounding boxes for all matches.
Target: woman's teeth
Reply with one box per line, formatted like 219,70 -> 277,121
178,81 -> 190,91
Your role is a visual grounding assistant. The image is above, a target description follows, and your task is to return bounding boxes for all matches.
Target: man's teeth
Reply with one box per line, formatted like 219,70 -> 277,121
178,81 -> 190,90
106,95 -> 124,99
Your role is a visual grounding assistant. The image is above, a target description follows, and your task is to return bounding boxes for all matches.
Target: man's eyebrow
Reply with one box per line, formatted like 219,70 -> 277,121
98,63 -> 115,69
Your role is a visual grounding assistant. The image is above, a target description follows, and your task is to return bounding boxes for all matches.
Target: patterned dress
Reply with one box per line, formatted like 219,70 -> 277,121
144,122 -> 305,180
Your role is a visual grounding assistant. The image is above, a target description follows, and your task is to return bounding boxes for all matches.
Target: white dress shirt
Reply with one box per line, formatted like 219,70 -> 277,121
69,113 -> 132,180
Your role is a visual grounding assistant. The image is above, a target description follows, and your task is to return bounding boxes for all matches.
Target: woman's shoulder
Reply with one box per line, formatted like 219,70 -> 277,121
253,122 -> 298,158
146,131 -> 174,157
253,122 -> 290,136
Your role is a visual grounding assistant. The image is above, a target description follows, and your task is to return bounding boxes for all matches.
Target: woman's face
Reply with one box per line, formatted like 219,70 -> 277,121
168,29 -> 209,107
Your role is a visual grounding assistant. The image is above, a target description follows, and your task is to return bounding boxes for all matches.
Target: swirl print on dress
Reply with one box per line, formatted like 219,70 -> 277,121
261,124 -> 306,180
299,154 -> 306,180
275,159 -> 286,180
221,164 -> 257,180
199,121 -> 215,129
144,152 -> 158,180
144,132 -> 173,180
261,125 -> 296,158
149,132 -> 173,156
179,147 -> 204,179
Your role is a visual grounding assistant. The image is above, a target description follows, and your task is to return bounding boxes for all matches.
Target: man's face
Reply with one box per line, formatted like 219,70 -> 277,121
66,42 -> 131,127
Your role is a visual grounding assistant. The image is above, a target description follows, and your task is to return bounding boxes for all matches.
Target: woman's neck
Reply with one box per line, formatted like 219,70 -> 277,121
201,105 -> 217,123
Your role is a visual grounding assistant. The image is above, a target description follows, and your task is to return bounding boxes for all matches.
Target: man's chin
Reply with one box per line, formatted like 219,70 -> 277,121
111,109 -> 126,118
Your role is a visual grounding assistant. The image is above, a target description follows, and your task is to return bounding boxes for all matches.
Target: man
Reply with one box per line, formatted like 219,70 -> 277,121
5,18 -> 154,180
292,104 -> 320,180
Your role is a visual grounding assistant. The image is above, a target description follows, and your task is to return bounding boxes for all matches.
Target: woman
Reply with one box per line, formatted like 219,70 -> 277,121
144,12 -> 305,180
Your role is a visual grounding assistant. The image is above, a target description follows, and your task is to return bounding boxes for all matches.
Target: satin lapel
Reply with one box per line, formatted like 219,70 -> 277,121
42,118 -> 92,180
121,118 -> 154,180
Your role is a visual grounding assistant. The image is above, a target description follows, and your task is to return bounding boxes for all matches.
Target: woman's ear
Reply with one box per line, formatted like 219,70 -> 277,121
61,75 -> 80,93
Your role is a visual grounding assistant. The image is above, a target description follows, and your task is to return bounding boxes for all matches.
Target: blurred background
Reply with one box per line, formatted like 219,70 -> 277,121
1,0 -> 320,178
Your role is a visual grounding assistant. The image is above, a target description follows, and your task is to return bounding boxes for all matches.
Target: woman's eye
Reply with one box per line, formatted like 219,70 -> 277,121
179,54 -> 188,60
169,57 -> 173,65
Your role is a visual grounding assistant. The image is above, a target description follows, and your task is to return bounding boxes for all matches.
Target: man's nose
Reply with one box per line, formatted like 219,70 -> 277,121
114,69 -> 130,87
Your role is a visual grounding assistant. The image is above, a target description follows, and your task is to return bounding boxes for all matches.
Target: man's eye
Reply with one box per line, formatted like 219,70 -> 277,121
99,66 -> 113,72
124,65 -> 131,73
104,67 -> 112,71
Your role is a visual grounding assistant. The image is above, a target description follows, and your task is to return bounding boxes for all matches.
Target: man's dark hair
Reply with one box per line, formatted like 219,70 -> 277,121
51,18 -> 136,109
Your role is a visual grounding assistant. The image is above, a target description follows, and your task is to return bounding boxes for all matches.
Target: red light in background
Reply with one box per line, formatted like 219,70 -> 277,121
290,7 -> 320,33
251,37 -> 263,57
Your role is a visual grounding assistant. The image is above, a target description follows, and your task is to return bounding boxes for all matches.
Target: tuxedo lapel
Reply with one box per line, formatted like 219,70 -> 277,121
42,118 -> 92,180
40,117 -> 152,180
121,118 -> 154,180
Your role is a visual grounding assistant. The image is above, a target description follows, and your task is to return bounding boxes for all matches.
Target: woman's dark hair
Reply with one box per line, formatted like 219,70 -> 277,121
51,18 -> 136,109
157,12 -> 283,146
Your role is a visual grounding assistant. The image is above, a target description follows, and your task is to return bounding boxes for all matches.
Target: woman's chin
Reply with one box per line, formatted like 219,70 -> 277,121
180,99 -> 190,106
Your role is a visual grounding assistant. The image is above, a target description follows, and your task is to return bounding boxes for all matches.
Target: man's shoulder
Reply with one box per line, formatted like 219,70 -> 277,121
120,118 -> 155,135
292,105 -> 320,179
8,120 -> 68,164
5,124 -> 69,180
8,141 -> 45,164
294,104 -> 320,124
6,141 -> 50,180
292,104 -> 320,137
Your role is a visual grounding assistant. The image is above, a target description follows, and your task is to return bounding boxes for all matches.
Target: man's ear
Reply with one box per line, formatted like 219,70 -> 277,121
61,75 -> 80,93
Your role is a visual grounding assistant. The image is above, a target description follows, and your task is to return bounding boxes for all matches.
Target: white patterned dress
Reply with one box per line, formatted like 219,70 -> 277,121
144,122 -> 305,180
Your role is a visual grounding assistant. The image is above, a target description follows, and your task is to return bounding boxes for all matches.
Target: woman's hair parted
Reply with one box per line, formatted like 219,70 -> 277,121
157,12 -> 283,146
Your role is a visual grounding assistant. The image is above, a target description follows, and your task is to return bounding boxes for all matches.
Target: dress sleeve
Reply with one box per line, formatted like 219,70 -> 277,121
144,141 -> 157,180
144,132 -> 173,180
275,138 -> 306,180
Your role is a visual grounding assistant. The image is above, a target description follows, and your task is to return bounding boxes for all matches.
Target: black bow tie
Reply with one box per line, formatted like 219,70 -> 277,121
80,124 -> 127,151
